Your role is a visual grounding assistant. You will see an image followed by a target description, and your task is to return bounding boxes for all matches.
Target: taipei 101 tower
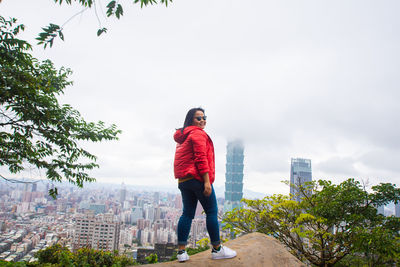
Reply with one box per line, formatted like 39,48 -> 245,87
224,140 -> 244,213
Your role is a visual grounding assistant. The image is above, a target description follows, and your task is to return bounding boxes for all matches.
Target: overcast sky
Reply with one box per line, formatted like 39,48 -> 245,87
2,0 -> 400,195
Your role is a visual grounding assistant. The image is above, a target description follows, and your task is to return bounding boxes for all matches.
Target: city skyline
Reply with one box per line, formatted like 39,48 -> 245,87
0,171 -> 398,263
0,179 -> 233,262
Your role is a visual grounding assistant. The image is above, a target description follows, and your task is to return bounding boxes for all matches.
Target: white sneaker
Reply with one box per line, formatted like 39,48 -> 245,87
177,250 -> 189,262
211,245 -> 237,260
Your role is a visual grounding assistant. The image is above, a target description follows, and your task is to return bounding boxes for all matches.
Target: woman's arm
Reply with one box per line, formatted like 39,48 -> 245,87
191,130 -> 212,196
203,172 -> 212,197
191,130 -> 210,178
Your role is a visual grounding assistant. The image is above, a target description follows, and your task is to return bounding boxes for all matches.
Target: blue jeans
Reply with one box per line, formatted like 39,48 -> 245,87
177,178 -> 221,246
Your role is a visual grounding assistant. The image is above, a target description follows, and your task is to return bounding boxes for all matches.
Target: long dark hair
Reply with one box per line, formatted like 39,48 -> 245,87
181,107 -> 205,133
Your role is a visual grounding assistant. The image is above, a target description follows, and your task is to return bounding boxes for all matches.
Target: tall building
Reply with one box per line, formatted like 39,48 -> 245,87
22,183 -> 37,202
290,158 -> 312,202
120,183 -> 127,203
73,211 -> 120,251
395,203 -> 400,218
144,204 -> 155,222
131,206 -> 144,224
224,140 -> 244,213
153,192 -> 160,205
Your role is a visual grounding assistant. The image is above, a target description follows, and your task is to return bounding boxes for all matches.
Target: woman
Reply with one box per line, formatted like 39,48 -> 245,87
173,107 -> 237,262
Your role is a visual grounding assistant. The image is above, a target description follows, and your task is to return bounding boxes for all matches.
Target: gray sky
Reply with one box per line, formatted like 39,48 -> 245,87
2,0 -> 400,195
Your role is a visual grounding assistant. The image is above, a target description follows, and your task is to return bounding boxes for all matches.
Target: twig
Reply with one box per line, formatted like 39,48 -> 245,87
0,174 -> 39,184
61,7 -> 90,29
93,0 -> 102,28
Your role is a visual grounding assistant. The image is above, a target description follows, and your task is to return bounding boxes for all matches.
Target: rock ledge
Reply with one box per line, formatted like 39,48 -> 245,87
135,232 -> 305,267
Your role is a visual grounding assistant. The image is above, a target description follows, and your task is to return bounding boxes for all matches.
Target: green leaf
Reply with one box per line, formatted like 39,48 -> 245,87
116,4 -> 124,19
58,30 -> 64,41
97,27 -> 107,36
106,0 -> 116,17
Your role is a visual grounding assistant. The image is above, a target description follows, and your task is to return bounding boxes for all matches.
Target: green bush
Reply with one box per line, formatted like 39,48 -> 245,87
145,253 -> 158,264
223,179 -> 400,267
0,260 -> 28,267
13,244 -> 136,267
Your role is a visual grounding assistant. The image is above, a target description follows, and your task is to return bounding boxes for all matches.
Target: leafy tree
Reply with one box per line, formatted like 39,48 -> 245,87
223,178 -> 400,267
34,244 -> 72,265
34,0 -> 172,48
0,16 -> 121,197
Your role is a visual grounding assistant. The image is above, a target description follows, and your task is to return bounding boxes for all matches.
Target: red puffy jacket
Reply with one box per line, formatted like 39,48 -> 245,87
173,126 -> 215,184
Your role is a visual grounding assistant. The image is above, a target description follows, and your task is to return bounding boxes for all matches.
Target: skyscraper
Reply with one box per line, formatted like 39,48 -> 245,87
153,192 -> 160,205
120,183 -> 127,203
290,158 -> 312,202
224,140 -> 244,213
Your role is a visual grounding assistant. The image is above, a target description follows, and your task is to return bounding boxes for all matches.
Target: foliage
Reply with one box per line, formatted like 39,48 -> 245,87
0,260 -> 28,267
34,244 -> 71,265
170,238 -> 210,261
28,244 -> 135,266
223,178 -> 400,267
37,0 -> 173,47
195,237 -> 210,249
335,249 -> 399,267
145,253 -> 158,264
186,239 -> 210,256
0,16 -> 121,198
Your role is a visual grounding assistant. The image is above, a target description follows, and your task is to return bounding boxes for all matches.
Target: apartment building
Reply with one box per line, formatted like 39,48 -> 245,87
73,211 -> 120,252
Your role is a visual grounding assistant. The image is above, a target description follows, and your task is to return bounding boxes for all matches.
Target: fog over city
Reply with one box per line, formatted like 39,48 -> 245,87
2,0 -> 400,195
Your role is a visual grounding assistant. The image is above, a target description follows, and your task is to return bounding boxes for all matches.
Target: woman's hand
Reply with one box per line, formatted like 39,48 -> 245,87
203,182 -> 212,197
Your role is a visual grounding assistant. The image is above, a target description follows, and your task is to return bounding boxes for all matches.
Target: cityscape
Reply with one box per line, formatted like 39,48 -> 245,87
0,141 -> 244,263
0,141 -> 399,264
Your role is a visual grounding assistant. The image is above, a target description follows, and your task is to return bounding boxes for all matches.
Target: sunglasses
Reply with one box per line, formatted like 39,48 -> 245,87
195,116 -> 207,121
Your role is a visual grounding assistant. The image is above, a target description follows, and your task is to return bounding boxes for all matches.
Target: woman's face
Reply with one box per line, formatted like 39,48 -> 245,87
192,110 -> 206,129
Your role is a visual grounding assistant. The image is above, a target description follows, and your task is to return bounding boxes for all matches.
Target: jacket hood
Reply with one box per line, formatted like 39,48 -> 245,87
174,126 -> 202,144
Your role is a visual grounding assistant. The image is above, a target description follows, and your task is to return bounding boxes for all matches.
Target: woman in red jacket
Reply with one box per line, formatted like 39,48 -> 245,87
174,107 -> 236,262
